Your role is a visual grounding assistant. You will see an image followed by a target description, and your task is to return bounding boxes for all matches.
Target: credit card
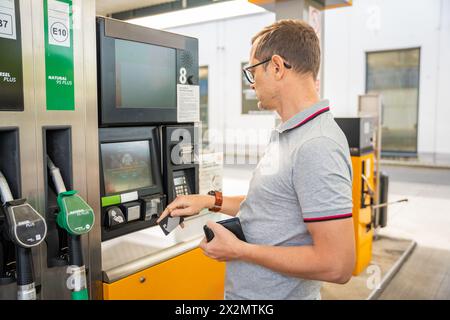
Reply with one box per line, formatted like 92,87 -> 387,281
158,215 -> 184,235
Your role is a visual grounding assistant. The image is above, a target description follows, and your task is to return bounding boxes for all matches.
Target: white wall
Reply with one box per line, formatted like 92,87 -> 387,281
160,0 -> 450,155
323,0 -> 450,154
166,12 -> 277,157
435,0 -> 450,154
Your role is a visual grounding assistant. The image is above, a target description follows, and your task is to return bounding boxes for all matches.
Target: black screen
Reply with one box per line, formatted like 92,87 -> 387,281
114,38 -> 176,109
101,140 -> 154,195
0,0 -> 24,111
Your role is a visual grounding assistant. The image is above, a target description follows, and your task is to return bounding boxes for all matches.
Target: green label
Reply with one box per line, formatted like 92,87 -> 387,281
101,195 -> 121,208
43,0 -> 74,111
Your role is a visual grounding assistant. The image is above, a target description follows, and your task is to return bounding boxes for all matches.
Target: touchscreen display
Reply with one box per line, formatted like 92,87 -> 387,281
101,140 -> 154,195
115,38 -> 176,109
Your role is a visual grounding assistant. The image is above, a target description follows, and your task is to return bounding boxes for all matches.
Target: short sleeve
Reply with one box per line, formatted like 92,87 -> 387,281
293,137 -> 353,223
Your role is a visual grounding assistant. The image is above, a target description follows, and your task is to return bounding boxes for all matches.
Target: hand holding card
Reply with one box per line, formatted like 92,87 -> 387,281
158,214 -> 184,235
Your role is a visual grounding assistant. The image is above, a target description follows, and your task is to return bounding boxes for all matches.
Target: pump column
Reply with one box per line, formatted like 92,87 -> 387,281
0,0 -> 44,300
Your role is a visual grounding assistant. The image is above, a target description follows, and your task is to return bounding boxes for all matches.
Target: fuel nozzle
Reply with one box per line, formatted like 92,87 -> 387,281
0,170 -> 47,300
47,155 -> 94,300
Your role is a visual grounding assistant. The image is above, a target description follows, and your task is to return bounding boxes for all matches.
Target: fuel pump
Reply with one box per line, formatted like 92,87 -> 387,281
0,171 -> 47,300
47,156 -> 94,300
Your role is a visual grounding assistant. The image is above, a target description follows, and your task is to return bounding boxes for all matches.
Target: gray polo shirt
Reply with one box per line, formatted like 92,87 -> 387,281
225,99 -> 353,300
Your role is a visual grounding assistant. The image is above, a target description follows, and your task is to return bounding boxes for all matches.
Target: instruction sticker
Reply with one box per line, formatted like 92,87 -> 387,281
47,0 -> 70,47
120,191 -> 138,203
0,0 -> 16,40
177,84 -> 200,123
199,152 -> 223,195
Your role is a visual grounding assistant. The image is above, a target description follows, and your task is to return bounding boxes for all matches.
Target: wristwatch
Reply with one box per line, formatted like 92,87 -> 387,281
207,190 -> 223,212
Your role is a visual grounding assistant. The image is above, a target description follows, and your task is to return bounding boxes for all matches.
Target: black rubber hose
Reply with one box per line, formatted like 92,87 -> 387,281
15,246 -> 34,286
68,234 -> 83,267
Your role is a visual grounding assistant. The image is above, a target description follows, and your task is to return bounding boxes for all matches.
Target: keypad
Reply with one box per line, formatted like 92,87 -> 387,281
174,176 -> 189,196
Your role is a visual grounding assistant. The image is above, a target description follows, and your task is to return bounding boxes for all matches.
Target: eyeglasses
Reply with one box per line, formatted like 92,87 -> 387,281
242,57 -> 292,84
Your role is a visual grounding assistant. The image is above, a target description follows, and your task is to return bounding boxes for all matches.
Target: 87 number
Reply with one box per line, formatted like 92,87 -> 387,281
0,20 -> 8,28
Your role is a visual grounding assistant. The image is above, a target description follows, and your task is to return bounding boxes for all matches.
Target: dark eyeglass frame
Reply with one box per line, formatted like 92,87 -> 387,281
242,57 -> 292,84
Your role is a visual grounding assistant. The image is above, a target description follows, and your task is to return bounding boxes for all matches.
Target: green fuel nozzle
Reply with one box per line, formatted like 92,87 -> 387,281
47,156 -> 94,300
56,190 -> 94,236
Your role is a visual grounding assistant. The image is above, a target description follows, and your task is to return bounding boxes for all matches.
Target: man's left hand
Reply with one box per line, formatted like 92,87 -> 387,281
199,221 -> 246,262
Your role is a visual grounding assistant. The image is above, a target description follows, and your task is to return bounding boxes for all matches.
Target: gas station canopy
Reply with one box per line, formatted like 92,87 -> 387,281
249,0 -> 352,10
97,0 -> 352,19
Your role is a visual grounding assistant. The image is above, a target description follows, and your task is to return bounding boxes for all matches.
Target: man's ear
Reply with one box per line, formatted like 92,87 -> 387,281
272,55 -> 285,80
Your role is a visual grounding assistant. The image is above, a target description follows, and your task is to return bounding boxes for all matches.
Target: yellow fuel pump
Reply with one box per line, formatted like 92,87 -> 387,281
335,117 -> 376,275
350,152 -> 375,275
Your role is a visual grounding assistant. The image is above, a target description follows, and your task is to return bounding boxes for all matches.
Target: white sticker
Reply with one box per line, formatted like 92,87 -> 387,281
364,121 -> 370,134
177,84 -> 200,123
366,158 -> 371,179
120,191 -> 138,203
199,152 -> 223,195
0,0 -> 16,40
47,0 -> 70,47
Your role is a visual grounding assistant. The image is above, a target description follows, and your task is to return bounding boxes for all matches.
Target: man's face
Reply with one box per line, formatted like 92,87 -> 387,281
248,41 -> 277,111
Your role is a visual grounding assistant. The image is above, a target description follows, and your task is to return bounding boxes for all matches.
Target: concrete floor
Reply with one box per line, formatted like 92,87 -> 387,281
376,165 -> 450,300
376,165 -> 450,251
378,245 -> 450,300
221,163 -> 450,300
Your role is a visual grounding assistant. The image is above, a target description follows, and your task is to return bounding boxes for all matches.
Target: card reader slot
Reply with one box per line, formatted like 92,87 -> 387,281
162,125 -> 199,203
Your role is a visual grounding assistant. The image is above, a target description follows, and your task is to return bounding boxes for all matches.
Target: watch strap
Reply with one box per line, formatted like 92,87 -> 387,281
208,190 -> 223,212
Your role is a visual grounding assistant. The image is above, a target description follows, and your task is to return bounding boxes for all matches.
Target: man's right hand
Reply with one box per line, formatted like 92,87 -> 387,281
156,194 -> 215,224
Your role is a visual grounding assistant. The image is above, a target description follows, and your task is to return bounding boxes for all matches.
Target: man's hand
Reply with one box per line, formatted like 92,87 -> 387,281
199,221 -> 247,262
156,194 -> 214,224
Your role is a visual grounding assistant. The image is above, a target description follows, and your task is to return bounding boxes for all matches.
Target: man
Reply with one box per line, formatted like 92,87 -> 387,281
157,19 -> 355,300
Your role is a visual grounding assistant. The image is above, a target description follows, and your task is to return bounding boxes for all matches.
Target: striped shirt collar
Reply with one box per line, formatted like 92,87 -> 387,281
275,99 -> 330,133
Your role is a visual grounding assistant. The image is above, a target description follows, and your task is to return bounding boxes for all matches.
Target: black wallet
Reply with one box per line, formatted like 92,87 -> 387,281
203,217 -> 247,242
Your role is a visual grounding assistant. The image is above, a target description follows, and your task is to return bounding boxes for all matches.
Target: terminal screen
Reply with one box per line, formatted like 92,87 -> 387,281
101,140 -> 154,195
115,38 -> 176,109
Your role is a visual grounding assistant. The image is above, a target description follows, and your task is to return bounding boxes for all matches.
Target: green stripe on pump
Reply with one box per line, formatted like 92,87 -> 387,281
43,0 -> 75,110
101,195 -> 121,207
